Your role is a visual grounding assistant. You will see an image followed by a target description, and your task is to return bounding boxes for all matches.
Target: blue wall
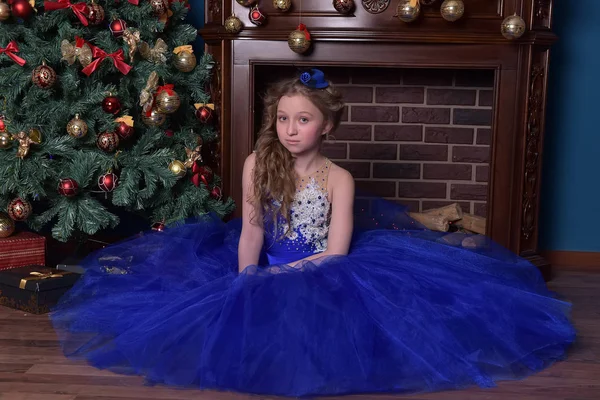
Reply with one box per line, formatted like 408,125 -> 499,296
540,0 -> 600,252
189,2 -> 598,252
188,1 -> 205,52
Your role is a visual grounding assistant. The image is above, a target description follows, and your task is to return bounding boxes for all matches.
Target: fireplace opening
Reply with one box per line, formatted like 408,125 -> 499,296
253,65 -> 495,218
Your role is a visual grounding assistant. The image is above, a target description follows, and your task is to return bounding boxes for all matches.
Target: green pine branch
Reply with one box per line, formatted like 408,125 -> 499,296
0,1 -> 234,242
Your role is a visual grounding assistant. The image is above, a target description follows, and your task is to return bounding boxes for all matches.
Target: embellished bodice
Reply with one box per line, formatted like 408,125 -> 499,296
263,160 -> 332,265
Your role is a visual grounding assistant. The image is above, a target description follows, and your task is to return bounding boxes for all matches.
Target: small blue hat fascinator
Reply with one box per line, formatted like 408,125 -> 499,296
299,68 -> 329,89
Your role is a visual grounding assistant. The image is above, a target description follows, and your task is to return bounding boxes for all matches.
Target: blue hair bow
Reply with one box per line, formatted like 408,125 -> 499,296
299,69 -> 329,89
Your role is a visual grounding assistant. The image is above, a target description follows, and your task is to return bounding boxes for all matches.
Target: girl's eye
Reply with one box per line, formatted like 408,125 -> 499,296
299,117 -> 309,123
278,116 -> 287,122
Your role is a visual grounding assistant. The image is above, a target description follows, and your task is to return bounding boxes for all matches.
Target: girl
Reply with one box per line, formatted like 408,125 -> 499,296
51,69 -> 575,398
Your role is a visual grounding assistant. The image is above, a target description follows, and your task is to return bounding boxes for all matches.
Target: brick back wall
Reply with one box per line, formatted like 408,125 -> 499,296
320,68 -> 494,217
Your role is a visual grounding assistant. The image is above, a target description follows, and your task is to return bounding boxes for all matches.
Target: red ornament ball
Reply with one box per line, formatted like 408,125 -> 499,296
98,172 -> 119,192
109,18 -> 127,37
96,131 -> 120,152
151,221 -> 165,232
210,186 -> 222,200
164,129 -> 174,137
115,122 -> 135,140
249,5 -> 266,26
11,0 -> 33,20
102,96 -> 121,114
32,64 -> 57,89
333,0 -> 355,14
58,178 -> 79,197
0,119 -> 5,132
7,197 -> 32,221
195,106 -> 214,124
87,3 -> 105,25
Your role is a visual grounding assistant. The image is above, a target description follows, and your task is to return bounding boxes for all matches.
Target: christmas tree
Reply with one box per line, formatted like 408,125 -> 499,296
0,0 -> 233,242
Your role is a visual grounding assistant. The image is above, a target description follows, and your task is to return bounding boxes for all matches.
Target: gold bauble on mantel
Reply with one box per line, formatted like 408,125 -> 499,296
288,25 -> 311,54
396,0 -> 420,23
273,0 -> 292,12
224,14 -> 243,34
501,14 -> 526,40
440,0 -> 464,22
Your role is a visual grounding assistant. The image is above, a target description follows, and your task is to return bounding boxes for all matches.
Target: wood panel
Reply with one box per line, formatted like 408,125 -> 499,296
544,251 -> 600,270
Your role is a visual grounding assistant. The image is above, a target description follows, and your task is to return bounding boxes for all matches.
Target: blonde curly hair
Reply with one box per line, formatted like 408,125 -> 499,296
251,74 -> 345,227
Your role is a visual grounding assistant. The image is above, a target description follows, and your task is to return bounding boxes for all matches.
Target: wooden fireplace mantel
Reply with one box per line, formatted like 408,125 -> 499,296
199,0 -> 556,277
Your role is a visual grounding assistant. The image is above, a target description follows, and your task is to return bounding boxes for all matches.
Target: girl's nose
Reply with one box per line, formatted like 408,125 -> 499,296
287,122 -> 298,136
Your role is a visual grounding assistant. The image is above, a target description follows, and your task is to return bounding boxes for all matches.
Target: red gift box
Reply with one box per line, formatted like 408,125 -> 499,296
0,232 -> 46,271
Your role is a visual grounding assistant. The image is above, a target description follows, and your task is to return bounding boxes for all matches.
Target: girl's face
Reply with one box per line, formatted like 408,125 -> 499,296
276,94 -> 331,157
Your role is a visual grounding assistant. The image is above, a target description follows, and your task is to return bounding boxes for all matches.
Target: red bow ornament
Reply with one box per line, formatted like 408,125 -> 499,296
74,36 -> 86,48
0,41 -> 26,66
82,45 -> 132,76
156,84 -> 175,96
297,23 -> 311,40
191,163 -> 214,187
44,0 -> 90,26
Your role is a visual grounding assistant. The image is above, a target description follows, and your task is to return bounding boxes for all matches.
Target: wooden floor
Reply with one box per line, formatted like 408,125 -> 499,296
0,269 -> 598,400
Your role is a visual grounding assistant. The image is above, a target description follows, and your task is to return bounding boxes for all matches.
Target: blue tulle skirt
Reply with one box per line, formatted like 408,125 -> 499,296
51,199 -> 576,398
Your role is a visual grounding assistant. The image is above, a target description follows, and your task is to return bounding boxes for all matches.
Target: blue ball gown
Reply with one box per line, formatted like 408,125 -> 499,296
51,160 -> 575,398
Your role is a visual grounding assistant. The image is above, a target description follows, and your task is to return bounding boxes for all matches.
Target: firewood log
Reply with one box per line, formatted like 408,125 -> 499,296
409,212 -> 449,232
422,203 -> 463,222
454,213 -> 486,235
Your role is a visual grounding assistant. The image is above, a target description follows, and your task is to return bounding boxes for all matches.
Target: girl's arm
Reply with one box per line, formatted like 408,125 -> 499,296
238,153 -> 265,273
290,166 -> 355,266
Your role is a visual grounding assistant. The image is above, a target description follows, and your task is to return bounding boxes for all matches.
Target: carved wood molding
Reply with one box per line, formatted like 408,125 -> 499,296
533,0 -> 551,28
199,27 -> 558,45
521,59 -> 545,241
535,0 -> 550,19
208,59 -> 222,170
208,0 -> 222,22
361,0 -> 390,14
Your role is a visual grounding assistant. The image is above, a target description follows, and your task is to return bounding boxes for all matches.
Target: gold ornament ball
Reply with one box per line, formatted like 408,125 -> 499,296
0,132 -> 12,149
155,90 -> 181,114
440,0 -> 464,22
168,160 -> 187,177
0,212 -> 15,238
0,2 -> 10,21
29,128 -> 42,144
224,14 -> 243,34
396,0 -> 420,23
142,108 -> 167,127
173,51 -> 197,72
67,114 -> 88,138
288,29 -> 311,54
501,14 -> 526,40
273,0 -> 291,11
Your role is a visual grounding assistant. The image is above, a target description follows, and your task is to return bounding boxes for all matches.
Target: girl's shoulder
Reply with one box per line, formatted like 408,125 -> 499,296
243,151 -> 257,170
327,161 -> 354,195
